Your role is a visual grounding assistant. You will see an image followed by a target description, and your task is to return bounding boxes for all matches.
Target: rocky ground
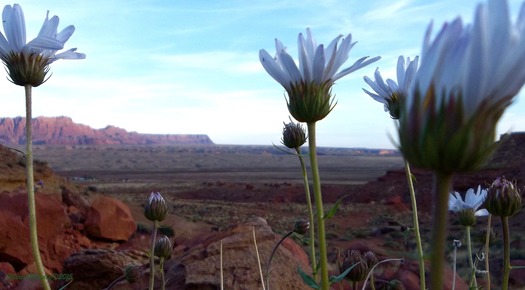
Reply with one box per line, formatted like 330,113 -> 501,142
0,133 -> 525,289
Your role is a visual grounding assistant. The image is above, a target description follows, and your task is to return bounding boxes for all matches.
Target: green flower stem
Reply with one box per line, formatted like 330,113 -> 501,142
501,216 -> 511,290
149,220 -> 159,290
484,214 -> 492,290
266,230 -> 293,289
369,275 -> 376,290
307,122 -> 329,290
430,172 -> 452,290
466,226 -> 478,288
295,147 -> 317,277
159,257 -> 166,290
452,241 -> 458,290
403,160 -> 426,290
25,85 -> 51,290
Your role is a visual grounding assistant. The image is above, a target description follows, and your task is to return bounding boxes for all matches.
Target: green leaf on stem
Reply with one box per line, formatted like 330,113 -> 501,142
329,262 -> 359,284
323,194 -> 347,220
298,267 -> 320,289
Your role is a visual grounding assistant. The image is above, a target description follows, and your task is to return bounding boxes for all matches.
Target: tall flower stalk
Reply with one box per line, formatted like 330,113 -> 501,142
260,28 -> 379,289
397,0 -> 525,288
280,120 -> 317,276
485,177 -> 522,290
363,55 -> 425,290
143,192 -> 169,290
484,214 -> 492,290
0,5 -> 85,290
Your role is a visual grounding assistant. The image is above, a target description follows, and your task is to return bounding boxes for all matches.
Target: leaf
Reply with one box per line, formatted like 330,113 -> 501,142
57,278 -> 73,290
323,194 -> 348,220
330,261 -> 361,284
297,267 -> 320,289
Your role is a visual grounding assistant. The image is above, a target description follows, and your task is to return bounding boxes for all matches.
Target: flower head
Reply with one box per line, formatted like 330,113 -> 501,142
449,186 -> 489,226
292,219 -> 310,235
143,192 -> 168,222
398,0 -> 525,173
281,119 -> 307,149
154,235 -> 172,259
0,4 -> 85,86
340,249 -> 368,282
260,28 -> 380,122
363,56 -> 419,119
362,251 -> 378,269
485,177 -> 522,217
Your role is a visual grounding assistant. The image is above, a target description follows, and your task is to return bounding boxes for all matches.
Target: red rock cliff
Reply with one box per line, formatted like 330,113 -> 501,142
0,116 -> 214,145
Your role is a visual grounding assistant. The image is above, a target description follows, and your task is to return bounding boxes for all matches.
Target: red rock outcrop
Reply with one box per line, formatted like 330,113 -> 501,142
0,116 -> 214,145
0,192 -> 69,272
0,144 -> 139,289
84,196 -> 136,242
60,217 -> 310,290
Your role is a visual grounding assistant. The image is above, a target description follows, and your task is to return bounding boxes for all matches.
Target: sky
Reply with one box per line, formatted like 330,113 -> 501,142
1,0 -> 525,149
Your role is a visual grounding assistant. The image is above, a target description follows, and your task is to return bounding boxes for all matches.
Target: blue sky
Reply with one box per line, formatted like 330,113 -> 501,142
1,0 -> 524,148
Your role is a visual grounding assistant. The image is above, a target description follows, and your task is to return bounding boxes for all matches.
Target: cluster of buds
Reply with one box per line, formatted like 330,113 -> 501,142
485,177 -> 522,217
281,120 -> 307,149
340,249 -> 378,282
143,192 -> 168,222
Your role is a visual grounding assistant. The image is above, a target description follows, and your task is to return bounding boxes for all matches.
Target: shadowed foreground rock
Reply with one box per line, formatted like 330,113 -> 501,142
61,217 -> 310,290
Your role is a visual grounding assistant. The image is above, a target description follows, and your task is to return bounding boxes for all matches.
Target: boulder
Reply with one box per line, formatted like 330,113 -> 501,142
0,192 -> 69,272
84,196 -> 136,241
59,248 -> 149,290
60,217 -> 310,290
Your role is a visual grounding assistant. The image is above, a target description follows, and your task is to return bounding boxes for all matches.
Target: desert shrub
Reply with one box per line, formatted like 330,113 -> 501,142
136,223 -> 151,234
158,225 -> 175,237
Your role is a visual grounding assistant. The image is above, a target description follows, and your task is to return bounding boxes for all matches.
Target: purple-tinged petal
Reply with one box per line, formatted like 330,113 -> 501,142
53,48 -> 86,61
259,49 -> 292,90
3,4 -> 26,51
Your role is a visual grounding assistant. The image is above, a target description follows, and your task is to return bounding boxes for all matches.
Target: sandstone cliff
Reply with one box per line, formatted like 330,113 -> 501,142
0,116 -> 213,145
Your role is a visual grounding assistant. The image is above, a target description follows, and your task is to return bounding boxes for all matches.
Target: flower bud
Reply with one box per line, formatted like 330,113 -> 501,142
143,192 -> 168,221
123,265 -> 143,284
340,249 -> 368,282
281,120 -> 307,149
154,235 -> 172,259
292,219 -> 310,235
363,251 -> 378,269
485,177 -> 522,217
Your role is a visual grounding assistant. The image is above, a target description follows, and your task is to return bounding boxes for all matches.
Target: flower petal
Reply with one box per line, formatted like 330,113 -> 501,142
334,56 -> 381,81
3,4 -> 26,51
27,36 -> 63,50
259,49 -> 291,90
475,209 -> 489,216
53,48 -> 86,60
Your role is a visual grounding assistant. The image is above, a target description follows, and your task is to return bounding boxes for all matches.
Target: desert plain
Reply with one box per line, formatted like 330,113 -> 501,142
6,140 -> 525,288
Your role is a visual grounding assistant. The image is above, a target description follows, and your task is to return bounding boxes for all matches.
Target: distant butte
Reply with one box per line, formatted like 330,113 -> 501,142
0,116 -> 214,146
